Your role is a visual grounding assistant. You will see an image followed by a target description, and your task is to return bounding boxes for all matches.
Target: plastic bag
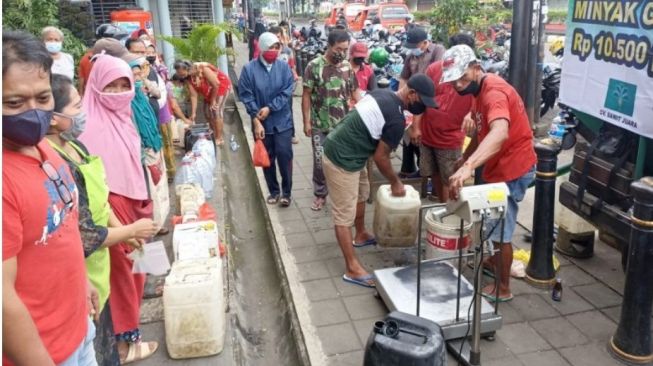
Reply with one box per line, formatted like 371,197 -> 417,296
174,154 -> 202,186
191,152 -> 214,199
192,135 -> 216,170
513,249 -> 560,274
253,139 -> 270,168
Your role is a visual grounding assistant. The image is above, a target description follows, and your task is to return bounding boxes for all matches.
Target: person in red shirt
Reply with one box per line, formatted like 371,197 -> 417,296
349,42 -> 377,92
420,34 -> 475,202
443,44 -> 536,302
3,30 -> 95,366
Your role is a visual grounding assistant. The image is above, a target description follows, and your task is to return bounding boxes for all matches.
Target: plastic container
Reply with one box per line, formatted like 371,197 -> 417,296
190,152 -> 213,199
175,183 -> 205,216
164,257 -> 225,359
172,220 -> 219,262
175,154 -> 202,187
373,185 -> 421,248
424,209 -> 472,259
192,135 -> 216,170
110,9 -> 154,36
363,311 -> 446,366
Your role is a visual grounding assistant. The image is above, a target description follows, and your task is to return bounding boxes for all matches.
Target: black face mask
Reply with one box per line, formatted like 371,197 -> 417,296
407,101 -> 426,115
352,57 -> 365,66
456,76 -> 485,97
146,56 -> 157,65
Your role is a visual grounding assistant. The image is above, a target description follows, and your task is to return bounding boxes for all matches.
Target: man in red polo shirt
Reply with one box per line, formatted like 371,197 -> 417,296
444,44 -> 536,303
349,42 -> 377,93
421,34 -> 475,202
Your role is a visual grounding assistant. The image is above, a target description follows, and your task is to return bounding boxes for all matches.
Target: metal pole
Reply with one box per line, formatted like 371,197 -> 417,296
157,0 -> 175,71
213,0 -> 229,73
609,177 -> 653,365
525,141 -> 559,287
469,240 -> 483,365
136,0 -> 150,11
533,0 -> 547,123
525,0 -> 542,125
508,0 -> 534,104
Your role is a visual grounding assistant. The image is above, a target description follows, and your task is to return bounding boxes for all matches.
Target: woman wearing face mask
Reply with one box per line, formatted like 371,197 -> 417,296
78,54 -> 159,364
349,42 -> 376,93
46,74 -> 158,366
42,26 -> 75,80
173,60 -> 231,146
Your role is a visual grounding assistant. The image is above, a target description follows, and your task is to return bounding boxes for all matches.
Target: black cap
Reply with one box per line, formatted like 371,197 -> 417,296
403,27 -> 428,49
407,74 -> 438,109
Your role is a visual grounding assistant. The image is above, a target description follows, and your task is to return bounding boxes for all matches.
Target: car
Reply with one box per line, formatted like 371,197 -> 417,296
350,2 -> 411,33
324,2 -> 367,34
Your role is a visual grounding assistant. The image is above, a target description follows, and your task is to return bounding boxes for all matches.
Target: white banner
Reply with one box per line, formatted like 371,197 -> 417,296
559,0 -> 653,139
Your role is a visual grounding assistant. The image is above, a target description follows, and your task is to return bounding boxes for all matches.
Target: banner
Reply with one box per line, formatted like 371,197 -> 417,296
559,0 -> 653,139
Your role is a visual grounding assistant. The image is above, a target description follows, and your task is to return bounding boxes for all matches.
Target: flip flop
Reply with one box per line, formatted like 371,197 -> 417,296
121,341 -> 158,364
481,291 -> 514,303
353,237 -> 377,248
280,197 -> 292,207
342,274 -> 376,288
311,197 -> 326,211
466,261 -> 496,278
267,195 -> 280,204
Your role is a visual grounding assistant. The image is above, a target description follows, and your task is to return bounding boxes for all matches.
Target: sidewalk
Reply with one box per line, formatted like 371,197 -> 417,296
232,40 -> 631,366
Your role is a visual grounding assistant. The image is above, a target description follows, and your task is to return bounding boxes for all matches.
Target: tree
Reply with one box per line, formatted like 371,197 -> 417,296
160,23 -> 239,64
428,0 -> 511,46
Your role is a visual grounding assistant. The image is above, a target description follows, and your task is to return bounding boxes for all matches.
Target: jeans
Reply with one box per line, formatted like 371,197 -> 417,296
262,128 -> 294,198
311,129 -> 329,198
485,166 -> 536,243
59,318 -> 97,366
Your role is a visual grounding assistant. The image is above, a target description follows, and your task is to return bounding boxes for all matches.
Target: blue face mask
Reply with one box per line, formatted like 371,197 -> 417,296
411,48 -> 424,57
3,109 -> 53,146
45,41 -> 62,54
59,111 -> 87,141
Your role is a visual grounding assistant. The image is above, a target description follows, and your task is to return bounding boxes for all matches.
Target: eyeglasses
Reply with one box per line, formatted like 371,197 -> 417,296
41,161 -> 73,207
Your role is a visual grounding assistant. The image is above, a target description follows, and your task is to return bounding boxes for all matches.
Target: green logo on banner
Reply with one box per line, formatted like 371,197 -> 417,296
604,79 -> 636,116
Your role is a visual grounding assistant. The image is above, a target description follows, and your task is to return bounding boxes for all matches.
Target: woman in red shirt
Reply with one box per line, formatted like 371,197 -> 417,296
174,61 -> 231,145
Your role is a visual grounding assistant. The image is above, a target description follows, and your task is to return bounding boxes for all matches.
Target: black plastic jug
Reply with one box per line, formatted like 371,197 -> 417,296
364,311 -> 446,366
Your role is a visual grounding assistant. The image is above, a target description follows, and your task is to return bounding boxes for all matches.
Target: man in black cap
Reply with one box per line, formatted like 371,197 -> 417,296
399,27 -> 446,178
321,74 -> 437,288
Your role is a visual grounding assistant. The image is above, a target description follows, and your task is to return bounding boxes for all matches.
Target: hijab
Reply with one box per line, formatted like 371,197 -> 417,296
79,54 -> 148,201
129,61 -> 162,153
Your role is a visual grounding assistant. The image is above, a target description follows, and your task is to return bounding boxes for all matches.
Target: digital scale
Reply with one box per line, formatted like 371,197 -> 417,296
374,183 -> 511,366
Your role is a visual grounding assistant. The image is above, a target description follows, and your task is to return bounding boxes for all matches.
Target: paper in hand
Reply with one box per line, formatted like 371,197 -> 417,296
128,240 -> 171,275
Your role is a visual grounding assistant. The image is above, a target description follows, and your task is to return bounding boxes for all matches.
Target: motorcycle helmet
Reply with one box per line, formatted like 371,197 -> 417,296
96,23 -> 129,40
369,47 -> 390,67
549,38 -> 564,57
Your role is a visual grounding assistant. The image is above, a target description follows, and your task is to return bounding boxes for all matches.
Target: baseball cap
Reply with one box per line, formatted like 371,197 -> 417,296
92,38 -> 128,58
350,42 -> 368,58
407,74 -> 438,109
403,27 -> 428,49
440,44 -> 478,83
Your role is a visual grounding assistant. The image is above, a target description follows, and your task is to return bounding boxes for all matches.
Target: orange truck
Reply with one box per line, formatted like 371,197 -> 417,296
350,2 -> 410,33
324,2 -> 366,34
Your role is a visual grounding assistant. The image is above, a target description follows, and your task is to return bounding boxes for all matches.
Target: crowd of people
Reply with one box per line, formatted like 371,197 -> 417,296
243,24 -> 536,297
3,25 -> 231,365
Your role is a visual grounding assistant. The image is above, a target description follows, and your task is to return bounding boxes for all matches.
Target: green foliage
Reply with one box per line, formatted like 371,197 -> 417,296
2,0 -> 89,67
160,23 -> 239,64
427,0 -> 511,45
412,10 -> 430,22
547,8 -> 568,23
58,0 -> 95,46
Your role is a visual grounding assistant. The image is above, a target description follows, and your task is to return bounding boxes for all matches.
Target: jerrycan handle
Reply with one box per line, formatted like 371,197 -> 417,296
373,320 -> 429,344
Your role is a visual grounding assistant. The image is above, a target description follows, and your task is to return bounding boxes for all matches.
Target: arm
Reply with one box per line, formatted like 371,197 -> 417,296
203,67 -> 221,107
373,140 -> 406,196
267,66 -> 295,112
188,84 -> 198,122
367,73 -> 377,91
155,75 -> 168,109
169,96 -> 191,123
408,113 -> 423,144
3,258 -> 56,366
302,87 -> 313,137
237,66 -> 262,118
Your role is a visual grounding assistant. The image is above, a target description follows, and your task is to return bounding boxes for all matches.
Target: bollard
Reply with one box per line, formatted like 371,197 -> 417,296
525,141 -> 559,288
609,177 -> 653,364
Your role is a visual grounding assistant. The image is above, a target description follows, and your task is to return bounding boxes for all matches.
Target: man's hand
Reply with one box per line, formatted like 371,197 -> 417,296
126,238 -> 144,250
453,157 -> 466,171
448,162 -> 473,201
257,106 -> 271,121
254,118 -> 265,140
390,180 -> 406,197
303,122 -> 312,138
408,124 -> 422,145
190,113 -> 197,123
461,113 -> 476,136
87,282 -> 100,322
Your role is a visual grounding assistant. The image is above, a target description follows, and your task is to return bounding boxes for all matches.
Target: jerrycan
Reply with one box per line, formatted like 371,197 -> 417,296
164,257 -> 225,359
373,185 -> 421,248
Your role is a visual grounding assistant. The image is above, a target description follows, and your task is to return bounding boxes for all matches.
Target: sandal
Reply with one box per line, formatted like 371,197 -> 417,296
311,197 -> 326,211
121,341 -> 158,364
280,197 -> 292,207
215,139 -> 225,147
267,195 -> 280,204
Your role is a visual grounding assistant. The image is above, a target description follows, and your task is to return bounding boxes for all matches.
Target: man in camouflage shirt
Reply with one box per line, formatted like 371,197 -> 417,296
302,29 -> 362,211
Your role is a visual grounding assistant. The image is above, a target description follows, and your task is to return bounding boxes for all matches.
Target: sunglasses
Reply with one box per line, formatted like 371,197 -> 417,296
41,161 -> 73,207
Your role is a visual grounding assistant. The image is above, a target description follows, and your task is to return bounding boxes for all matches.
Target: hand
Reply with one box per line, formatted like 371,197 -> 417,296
87,282 -> 100,322
126,238 -> 144,250
182,117 -> 192,125
130,218 -> 158,240
448,163 -> 473,201
390,180 -> 406,197
257,107 -> 271,121
190,114 -> 197,123
303,123 -> 312,138
254,118 -> 265,140
408,124 -> 422,145
453,157 -> 466,171
461,113 -> 476,136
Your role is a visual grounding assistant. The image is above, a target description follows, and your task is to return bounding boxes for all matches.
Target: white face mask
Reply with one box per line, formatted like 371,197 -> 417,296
45,41 -> 62,54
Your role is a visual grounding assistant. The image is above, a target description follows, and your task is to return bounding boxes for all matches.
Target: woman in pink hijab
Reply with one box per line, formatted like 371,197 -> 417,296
79,54 -> 159,363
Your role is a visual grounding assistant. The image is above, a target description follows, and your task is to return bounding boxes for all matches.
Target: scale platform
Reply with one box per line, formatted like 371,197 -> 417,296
374,260 -> 503,340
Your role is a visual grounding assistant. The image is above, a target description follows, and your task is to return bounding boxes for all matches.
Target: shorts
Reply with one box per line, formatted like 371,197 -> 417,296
323,156 -> 370,227
419,145 -> 461,184
59,318 -> 97,366
217,74 -> 231,96
485,166 -> 536,244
